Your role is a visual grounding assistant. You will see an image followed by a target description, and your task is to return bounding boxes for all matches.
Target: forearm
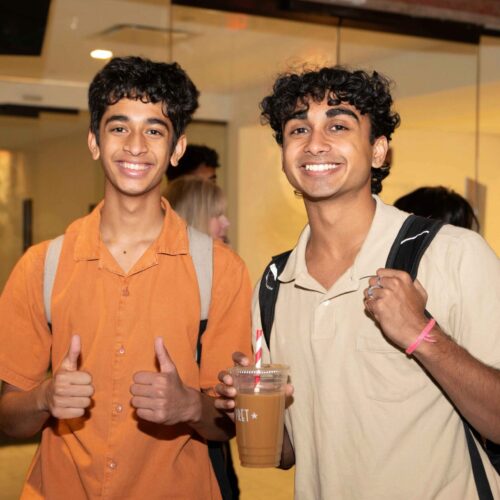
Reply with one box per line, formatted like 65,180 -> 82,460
185,388 -> 235,441
0,380 -> 51,438
414,326 -> 500,443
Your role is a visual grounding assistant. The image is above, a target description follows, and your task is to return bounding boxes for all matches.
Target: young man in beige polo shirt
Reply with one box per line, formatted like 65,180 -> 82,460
216,67 -> 500,498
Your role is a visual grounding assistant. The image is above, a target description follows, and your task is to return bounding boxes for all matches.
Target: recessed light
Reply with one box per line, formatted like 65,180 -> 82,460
90,49 -> 113,60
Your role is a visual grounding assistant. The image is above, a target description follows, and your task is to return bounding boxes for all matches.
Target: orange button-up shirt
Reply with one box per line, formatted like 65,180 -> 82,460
0,200 -> 252,499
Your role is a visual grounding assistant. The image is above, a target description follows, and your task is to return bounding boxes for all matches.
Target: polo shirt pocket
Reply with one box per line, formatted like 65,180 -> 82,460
356,333 -> 427,402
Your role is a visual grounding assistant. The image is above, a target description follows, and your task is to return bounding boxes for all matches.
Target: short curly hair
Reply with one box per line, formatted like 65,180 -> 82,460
260,66 -> 400,194
88,56 -> 199,145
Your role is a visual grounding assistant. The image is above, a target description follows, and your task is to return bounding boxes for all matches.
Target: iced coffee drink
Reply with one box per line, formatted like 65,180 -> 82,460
230,364 -> 289,467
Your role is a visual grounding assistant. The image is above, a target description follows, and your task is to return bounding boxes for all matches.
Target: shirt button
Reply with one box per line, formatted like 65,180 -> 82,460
108,460 -> 117,470
115,404 -> 123,414
122,287 -> 129,296
117,346 -> 125,355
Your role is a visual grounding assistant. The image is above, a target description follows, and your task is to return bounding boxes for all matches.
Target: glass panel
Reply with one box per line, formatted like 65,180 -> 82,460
339,28 -> 479,210
171,6 -> 340,279
479,35 -> 500,253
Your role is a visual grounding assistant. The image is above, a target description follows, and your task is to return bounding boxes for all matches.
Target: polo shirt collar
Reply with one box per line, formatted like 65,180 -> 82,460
73,197 -> 189,261
279,196 -> 408,292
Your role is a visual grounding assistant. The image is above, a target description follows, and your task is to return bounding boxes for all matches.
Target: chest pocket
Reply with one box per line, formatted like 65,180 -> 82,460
356,332 -> 428,402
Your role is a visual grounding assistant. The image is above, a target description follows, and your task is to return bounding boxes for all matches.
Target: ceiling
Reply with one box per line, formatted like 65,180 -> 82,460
0,0 -> 499,150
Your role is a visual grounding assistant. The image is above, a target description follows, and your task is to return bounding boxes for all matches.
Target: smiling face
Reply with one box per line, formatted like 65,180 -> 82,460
281,97 -> 388,204
88,98 -> 186,199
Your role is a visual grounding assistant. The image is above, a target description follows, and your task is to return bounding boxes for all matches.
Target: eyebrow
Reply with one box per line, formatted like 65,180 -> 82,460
326,107 -> 359,122
287,106 -> 360,123
104,115 -> 170,129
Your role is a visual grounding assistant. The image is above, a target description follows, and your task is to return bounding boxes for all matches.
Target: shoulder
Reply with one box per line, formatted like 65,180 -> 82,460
213,240 -> 248,272
428,224 -> 498,264
17,240 -> 51,274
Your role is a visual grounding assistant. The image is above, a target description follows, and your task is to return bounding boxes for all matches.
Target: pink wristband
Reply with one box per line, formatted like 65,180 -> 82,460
405,318 -> 436,355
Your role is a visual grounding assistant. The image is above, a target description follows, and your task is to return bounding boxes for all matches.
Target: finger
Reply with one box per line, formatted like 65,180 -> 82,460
133,371 -> 159,385
130,383 -> 157,398
214,397 -> 236,412
214,382 -> 237,398
53,396 -> 92,409
61,335 -> 81,372
232,351 -> 250,366
155,337 -> 175,374
131,396 -> 157,410
217,370 -> 235,387
53,382 -> 94,398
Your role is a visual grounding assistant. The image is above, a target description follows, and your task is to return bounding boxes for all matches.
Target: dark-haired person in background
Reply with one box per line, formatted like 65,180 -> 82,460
394,185 -> 479,230
167,143 -> 220,183
0,56 -> 251,499
216,66 -> 500,498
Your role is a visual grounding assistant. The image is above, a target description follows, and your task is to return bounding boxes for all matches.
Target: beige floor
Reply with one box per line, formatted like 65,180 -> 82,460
0,439 -> 294,499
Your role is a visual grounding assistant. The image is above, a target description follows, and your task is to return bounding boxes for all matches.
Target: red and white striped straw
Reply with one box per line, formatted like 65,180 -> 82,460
255,329 -> 263,368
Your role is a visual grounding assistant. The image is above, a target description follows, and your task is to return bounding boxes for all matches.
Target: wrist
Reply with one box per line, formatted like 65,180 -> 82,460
405,318 -> 437,355
183,387 -> 203,425
35,379 -> 51,414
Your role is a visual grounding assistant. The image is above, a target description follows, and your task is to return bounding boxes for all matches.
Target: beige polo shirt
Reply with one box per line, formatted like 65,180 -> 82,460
252,196 -> 500,500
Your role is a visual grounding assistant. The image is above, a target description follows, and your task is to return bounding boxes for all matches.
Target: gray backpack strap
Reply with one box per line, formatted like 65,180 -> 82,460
43,235 -> 64,325
187,226 -> 213,320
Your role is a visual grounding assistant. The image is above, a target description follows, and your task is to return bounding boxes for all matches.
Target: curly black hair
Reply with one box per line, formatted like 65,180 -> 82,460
260,66 -> 401,194
166,144 -> 220,181
88,56 -> 199,145
394,186 -> 479,230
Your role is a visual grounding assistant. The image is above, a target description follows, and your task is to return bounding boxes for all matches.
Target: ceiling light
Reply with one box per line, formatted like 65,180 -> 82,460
90,49 -> 113,60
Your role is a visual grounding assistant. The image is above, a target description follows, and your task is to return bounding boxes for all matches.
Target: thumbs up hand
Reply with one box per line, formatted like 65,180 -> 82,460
130,337 -> 201,426
43,335 -> 94,419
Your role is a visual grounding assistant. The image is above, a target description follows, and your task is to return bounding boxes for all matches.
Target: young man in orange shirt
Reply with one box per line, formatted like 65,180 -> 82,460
0,56 -> 251,499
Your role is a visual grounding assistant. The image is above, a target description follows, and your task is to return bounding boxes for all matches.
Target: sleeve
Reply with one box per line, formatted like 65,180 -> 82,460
198,243 -> 253,392
427,229 -> 500,369
453,231 -> 500,368
0,242 -> 53,390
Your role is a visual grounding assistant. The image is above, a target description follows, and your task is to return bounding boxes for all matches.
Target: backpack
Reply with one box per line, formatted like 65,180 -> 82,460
258,214 -> 498,500
43,226 -> 238,500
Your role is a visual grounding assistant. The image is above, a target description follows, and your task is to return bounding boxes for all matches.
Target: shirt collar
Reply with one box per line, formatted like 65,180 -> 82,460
73,197 -> 189,261
279,195 -> 408,286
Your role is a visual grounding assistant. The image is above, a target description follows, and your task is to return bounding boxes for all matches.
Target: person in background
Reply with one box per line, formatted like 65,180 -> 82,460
166,175 -> 230,243
166,174 -> 238,498
215,65 -> 500,499
167,144 -> 220,183
394,185 -> 479,230
0,56 -> 251,499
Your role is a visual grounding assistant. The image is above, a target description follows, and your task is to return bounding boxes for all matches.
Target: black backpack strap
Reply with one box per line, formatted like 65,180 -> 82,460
258,250 -> 292,349
463,422 -> 494,500
387,215 -> 494,499
385,215 -> 444,280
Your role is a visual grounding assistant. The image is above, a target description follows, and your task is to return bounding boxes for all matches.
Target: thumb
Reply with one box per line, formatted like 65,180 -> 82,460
155,337 -> 174,373
61,334 -> 81,372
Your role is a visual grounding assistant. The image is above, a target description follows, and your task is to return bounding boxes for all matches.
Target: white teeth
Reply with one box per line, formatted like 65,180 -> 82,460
122,162 -> 148,171
304,163 -> 338,172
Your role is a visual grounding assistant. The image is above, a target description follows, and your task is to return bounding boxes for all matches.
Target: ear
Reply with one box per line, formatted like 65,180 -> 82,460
169,135 -> 187,167
88,130 -> 100,160
371,136 -> 388,169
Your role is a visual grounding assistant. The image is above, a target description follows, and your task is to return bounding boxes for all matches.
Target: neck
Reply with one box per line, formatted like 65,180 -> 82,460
304,192 -> 376,259
100,189 -> 165,246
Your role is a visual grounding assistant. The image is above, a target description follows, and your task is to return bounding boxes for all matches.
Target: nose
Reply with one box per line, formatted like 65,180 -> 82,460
220,215 -> 230,230
305,129 -> 331,155
124,131 -> 147,156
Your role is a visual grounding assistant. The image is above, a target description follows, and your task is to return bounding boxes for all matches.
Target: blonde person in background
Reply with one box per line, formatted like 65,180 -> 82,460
166,174 -> 238,498
166,175 -> 231,243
